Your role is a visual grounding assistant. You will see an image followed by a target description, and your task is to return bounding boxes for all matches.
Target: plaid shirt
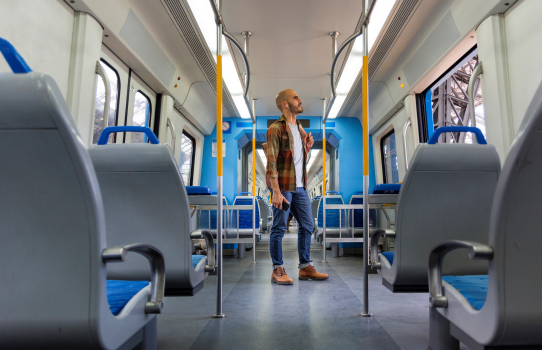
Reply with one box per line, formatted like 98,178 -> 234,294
266,114 -> 309,192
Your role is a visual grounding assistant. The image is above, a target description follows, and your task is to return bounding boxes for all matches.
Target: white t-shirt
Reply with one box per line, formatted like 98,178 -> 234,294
288,123 -> 304,188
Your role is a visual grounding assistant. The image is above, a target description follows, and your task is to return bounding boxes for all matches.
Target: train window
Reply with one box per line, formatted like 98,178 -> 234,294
179,130 -> 196,186
131,91 -> 152,143
381,129 -> 399,184
426,50 -> 486,144
92,60 -> 120,144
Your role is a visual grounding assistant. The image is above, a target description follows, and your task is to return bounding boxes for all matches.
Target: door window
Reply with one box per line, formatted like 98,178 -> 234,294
180,130 -> 195,185
381,129 -> 399,184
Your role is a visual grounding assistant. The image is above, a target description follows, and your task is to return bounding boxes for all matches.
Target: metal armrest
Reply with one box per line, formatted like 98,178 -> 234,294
102,244 -> 165,314
191,230 -> 216,273
370,229 -> 395,270
428,240 -> 493,308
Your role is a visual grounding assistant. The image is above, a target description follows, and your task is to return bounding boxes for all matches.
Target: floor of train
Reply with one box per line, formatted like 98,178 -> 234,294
158,229 -> 468,350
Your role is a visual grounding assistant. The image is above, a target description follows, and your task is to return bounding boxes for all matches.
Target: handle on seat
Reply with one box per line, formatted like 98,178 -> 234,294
240,192 -> 252,196
428,127 -> 487,145
370,229 -> 395,270
102,243 -> 165,314
326,191 -> 339,195
166,118 -> 176,154
0,38 -> 32,73
98,126 -> 160,145
190,230 -> 216,273
428,240 -> 493,308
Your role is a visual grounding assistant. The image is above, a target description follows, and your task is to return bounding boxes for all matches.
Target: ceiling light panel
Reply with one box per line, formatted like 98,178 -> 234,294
187,0 -> 251,119
328,0 -> 397,119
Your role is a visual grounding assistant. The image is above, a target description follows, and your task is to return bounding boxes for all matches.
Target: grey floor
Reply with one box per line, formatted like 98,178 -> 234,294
157,229 -> 468,350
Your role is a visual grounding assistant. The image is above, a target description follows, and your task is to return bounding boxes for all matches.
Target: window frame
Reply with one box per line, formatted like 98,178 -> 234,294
181,129 -> 196,186
380,128 -> 397,184
99,58 -> 121,143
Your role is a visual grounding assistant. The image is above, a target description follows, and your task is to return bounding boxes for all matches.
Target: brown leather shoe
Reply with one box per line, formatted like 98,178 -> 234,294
299,265 -> 329,280
271,267 -> 293,285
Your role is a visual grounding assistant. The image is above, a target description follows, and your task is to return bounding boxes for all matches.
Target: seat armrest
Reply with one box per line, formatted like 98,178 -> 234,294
428,240 -> 493,308
191,230 -> 216,273
102,244 -> 165,314
370,229 -> 395,270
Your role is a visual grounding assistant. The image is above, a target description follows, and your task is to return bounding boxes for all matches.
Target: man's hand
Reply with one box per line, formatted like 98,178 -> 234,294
272,189 -> 289,210
305,132 -> 314,152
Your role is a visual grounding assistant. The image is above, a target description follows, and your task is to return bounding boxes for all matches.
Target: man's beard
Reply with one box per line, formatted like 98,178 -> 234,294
288,102 -> 303,114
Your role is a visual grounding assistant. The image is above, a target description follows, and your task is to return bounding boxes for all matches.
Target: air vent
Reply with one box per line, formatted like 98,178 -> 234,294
339,0 -> 420,117
161,0 -> 238,118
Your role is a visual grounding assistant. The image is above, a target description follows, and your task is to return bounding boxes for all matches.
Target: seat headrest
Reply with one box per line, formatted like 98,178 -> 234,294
0,72 -> 71,130
88,144 -> 174,172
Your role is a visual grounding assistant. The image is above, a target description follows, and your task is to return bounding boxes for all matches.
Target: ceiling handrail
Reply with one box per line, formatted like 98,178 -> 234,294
325,0 -> 378,122
208,0 -> 254,123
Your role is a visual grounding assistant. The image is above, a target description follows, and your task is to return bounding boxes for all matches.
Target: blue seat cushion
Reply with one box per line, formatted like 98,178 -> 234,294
192,254 -> 206,268
381,252 -> 394,265
106,280 -> 150,316
442,275 -> 488,311
186,186 -> 211,195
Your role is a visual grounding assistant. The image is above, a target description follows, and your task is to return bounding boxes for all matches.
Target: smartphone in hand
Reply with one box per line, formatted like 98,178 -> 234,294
282,200 -> 290,211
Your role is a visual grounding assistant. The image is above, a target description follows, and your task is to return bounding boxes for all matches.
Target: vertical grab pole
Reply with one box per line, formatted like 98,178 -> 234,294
321,98 -> 327,263
361,7 -> 372,317
214,0 -> 225,319
252,98 -> 257,264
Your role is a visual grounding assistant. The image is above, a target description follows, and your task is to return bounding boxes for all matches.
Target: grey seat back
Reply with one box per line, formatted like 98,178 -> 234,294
390,141 -> 500,286
483,82 -> 542,342
88,144 -> 204,294
257,199 -> 268,229
0,72 -> 151,349
311,198 -> 320,221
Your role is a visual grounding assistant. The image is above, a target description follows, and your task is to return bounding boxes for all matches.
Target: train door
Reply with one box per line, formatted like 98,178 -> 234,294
124,72 -> 156,144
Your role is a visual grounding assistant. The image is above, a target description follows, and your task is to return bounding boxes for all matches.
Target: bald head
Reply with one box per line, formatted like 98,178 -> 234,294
275,89 -> 294,111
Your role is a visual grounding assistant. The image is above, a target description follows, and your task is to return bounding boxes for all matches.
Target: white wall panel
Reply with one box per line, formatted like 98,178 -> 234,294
504,0 -> 542,134
0,0 -> 74,98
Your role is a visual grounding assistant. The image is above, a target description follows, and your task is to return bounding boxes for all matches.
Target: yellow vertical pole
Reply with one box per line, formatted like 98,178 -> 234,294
321,97 -> 327,263
214,0 -> 225,317
362,56 -> 369,176
252,133 -> 255,195
323,126 -> 326,195
361,18 -> 371,317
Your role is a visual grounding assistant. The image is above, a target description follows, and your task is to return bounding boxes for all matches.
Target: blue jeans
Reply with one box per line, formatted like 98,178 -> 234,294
270,187 -> 314,270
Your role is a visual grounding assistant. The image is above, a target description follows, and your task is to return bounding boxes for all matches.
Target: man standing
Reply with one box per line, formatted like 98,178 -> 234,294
266,89 -> 329,285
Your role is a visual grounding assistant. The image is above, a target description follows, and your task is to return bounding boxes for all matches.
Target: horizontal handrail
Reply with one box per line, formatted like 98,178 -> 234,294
326,191 -> 339,195
98,126 -> 159,145
428,126 -> 487,145
0,37 -> 31,73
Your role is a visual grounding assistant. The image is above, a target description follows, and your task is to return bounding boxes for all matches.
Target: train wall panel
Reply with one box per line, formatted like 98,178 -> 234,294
0,0 -> 74,98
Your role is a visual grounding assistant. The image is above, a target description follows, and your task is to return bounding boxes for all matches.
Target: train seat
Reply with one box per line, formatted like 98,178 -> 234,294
189,194 -> 242,256
257,197 -> 272,233
428,82 -> 542,350
229,194 -> 261,240
317,193 -> 348,253
370,128 -> 500,293
344,193 -> 378,245
88,140 -> 215,297
0,71 -> 164,349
